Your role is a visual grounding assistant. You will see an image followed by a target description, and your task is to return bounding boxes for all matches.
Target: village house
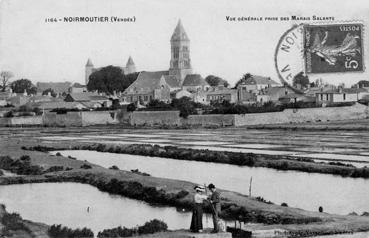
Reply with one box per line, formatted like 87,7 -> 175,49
279,93 -> 315,104
64,92 -> 111,108
36,82 -> 72,95
69,83 -> 87,93
206,88 -> 238,104
237,75 -> 280,92
171,89 -> 193,100
315,87 -> 365,105
181,74 -> 210,92
122,71 -> 174,104
27,101 -> 87,112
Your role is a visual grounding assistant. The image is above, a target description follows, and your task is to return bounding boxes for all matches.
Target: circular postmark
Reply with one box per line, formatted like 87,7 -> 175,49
274,24 -> 305,91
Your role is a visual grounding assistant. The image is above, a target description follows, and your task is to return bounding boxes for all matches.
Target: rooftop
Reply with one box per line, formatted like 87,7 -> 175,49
239,75 -> 279,86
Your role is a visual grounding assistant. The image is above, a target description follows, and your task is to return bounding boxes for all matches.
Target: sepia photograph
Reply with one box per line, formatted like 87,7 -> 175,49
0,0 -> 369,237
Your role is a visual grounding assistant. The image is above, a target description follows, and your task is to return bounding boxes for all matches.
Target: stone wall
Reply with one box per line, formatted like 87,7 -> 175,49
0,116 -> 43,126
234,103 -> 369,126
183,114 -> 235,127
43,111 -> 120,127
130,111 -> 181,126
129,104 -> 368,127
43,112 -> 83,127
81,111 -> 118,126
10,116 -> 43,125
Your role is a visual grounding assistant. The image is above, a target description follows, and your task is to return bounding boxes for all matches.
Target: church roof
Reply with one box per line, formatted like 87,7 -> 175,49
171,19 -> 189,41
182,74 -> 208,87
124,71 -> 170,94
86,58 -> 94,67
163,75 -> 181,88
126,56 -> 135,66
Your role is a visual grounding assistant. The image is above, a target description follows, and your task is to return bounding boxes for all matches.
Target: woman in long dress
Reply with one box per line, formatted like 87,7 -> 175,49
190,185 -> 207,233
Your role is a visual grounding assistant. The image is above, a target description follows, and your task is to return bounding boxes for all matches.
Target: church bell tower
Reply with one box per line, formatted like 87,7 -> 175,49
169,19 -> 192,85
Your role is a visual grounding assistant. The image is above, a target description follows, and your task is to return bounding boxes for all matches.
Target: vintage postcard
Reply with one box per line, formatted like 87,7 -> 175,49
0,0 -> 369,238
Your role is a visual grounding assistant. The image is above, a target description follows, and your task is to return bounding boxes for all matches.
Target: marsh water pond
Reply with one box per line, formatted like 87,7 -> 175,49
55,150 -> 369,215
0,183 -> 216,234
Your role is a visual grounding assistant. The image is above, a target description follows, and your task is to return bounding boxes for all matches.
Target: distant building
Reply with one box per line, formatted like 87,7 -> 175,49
315,88 -> 366,105
279,94 -> 315,104
123,71 -> 174,104
36,82 -> 72,95
206,88 -> 238,104
6,95 -> 30,107
28,101 -> 86,111
85,56 -> 137,85
182,74 -> 210,92
69,83 -> 87,93
237,75 -> 279,92
122,19 -> 209,104
65,92 -> 111,108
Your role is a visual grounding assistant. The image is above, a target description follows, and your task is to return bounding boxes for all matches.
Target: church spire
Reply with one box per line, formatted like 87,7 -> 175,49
171,19 -> 189,42
169,19 -> 192,84
86,58 -> 94,67
126,56 -> 135,66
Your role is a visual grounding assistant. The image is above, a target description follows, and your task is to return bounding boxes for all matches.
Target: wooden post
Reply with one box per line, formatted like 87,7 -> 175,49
249,176 -> 252,197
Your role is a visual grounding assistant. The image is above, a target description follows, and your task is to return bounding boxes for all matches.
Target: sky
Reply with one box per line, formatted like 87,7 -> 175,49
0,0 -> 368,87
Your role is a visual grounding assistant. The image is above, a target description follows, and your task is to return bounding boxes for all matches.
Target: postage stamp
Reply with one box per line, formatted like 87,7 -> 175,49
304,23 -> 364,74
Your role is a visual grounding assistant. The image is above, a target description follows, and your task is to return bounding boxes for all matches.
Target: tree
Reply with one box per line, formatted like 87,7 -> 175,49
0,71 -> 14,92
10,79 -> 37,94
87,66 -> 138,94
292,72 -> 309,89
205,75 -> 229,87
42,88 -> 57,97
127,103 -> 136,112
234,73 -> 253,88
171,96 -> 198,118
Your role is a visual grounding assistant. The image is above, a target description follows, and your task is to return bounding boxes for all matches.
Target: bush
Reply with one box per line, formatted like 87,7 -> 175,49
68,155 -> 76,160
255,196 -> 273,204
55,152 -> 62,156
20,155 -> 31,161
138,219 -> 167,235
1,213 -> 29,232
48,224 -> 94,238
109,165 -> 119,170
97,219 -> 167,237
3,111 -> 13,118
80,164 -> 92,169
44,166 -> 64,173
281,203 -> 288,207
0,155 -> 43,175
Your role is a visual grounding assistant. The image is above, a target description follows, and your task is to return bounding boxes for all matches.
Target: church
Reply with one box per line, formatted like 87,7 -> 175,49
85,56 -> 137,85
122,19 -> 209,104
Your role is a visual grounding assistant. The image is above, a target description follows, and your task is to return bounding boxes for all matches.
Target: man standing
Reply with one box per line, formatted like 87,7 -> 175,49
208,183 -> 221,233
